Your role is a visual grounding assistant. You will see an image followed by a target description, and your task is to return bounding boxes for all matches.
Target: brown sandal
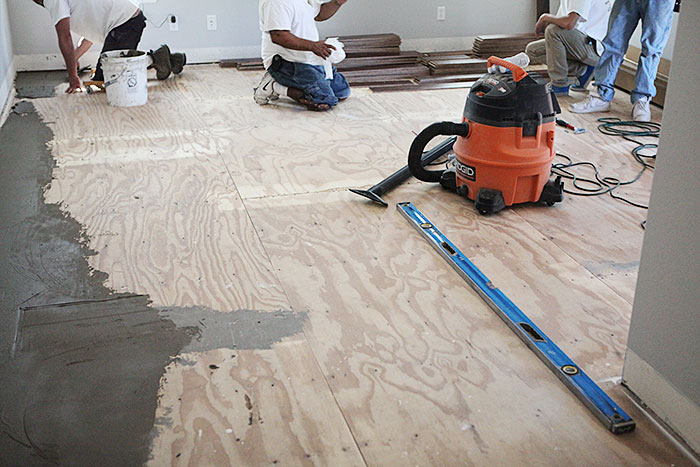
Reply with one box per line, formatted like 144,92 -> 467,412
299,97 -> 330,112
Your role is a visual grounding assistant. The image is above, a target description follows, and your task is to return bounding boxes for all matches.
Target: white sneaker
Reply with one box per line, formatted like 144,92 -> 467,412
253,72 -> 279,105
569,95 -> 611,114
632,97 -> 651,122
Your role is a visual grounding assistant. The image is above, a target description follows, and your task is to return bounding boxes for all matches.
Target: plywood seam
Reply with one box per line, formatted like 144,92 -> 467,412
237,187 -> 369,202
216,149 -> 369,464
517,211 -> 638,308
295,327 -> 371,467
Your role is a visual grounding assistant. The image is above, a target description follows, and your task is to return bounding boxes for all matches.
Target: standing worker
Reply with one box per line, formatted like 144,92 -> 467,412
524,0 -> 613,95
31,0 -> 186,93
254,0 -> 351,111
569,0 -> 677,121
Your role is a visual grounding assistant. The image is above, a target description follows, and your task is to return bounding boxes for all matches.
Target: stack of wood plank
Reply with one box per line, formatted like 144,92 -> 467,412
424,58 -> 488,75
472,34 -> 537,58
218,32 -> 549,93
342,65 -> 430,87
337,51 -> 419,71
219,33 -> 402,71
336,33 -> 401,57
420,50 -> 472,61
338,51 -> 429,87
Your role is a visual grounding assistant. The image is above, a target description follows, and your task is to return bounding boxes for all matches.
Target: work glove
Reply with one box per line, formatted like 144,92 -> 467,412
487,52 -> 530,74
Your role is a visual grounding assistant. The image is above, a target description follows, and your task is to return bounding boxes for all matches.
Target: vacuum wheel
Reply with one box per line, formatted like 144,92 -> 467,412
539,176 -> 565,206
474,189 -> 506,215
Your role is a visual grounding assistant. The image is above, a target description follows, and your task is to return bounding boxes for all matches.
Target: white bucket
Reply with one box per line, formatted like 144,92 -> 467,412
101,50 -> 149,107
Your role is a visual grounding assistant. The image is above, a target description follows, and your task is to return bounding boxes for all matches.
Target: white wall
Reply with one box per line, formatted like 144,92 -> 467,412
10,0 -> 538,70
0,0 -> 15,125
623,0 -> 700,454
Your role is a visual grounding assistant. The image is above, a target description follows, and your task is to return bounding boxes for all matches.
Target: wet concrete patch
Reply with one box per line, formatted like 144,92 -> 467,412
0,102 -> 305,465
160,307 -> 307,353
14,71 -> 67,99
6,296 -> 196,465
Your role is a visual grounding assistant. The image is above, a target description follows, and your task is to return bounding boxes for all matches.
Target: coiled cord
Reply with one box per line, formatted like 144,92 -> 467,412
552,117 -> 660,210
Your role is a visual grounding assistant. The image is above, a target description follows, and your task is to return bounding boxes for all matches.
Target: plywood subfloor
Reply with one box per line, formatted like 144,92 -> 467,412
31,65 -> 693,465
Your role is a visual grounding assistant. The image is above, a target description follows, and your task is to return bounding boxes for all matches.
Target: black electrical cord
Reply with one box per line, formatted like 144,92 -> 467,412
552,117 -> 661,210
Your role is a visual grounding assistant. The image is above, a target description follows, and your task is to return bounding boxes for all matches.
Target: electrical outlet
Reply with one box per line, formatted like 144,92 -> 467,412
437,6 -> 446,21
207,15 -> 217,31
169,15 -> 178,32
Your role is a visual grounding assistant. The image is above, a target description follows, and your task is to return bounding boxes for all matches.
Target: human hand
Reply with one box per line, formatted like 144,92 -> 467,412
66,74 -> 82,93
310,40 -> 336,59
535,14 -> 548,37
333,0 -> 348,5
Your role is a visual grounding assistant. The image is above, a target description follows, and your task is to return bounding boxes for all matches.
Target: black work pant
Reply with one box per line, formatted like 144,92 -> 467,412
93,12 -> 147,81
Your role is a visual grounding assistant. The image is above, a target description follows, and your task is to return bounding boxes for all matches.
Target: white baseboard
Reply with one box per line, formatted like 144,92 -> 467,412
1,56 -> 16,128
15,53 -> 65,72
15,45 -> 262,72
14,37 -> 479,72
623,349 -> 700,456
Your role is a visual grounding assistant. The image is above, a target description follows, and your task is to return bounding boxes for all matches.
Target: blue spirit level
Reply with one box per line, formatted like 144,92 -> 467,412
397,202 -> 635,434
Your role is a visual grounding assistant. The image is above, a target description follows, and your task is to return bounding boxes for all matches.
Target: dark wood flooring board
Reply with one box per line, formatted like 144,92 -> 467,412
345,48 -> 401,57
343,64 -> 431,80
336,33 -> 402,47
346,77 -> 417,87
427,58 -> 488,75
416,73 -> 483,84
337,51 -> 420,71
219,59 -> 239,68
473,34 -> 537,59
370,81 -> 476,93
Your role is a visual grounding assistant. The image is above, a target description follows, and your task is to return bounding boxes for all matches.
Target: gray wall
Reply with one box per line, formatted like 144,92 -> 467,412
10,0 -> 538,65
624,0 -> 700,436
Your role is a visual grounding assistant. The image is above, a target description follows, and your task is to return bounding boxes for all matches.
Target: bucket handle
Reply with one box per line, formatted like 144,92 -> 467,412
487,56 -> 528,82
103,67 -> 127,88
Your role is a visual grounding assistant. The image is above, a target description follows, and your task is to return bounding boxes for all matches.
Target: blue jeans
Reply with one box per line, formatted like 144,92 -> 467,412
268,55 -> 351,107
594,0 -> 675,103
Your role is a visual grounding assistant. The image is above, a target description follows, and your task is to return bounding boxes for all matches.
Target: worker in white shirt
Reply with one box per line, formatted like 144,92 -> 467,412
254,0 -> 351,111
525,0 -> 613,95
31,0 -> 186,93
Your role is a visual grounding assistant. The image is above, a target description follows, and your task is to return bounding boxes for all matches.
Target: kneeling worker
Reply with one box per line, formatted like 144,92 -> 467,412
254,0 -> 351,111
525,0 -> 612,94
32,0 -> 186,93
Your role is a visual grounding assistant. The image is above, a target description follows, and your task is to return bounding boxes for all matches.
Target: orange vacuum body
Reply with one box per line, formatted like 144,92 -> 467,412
408,57 -> 564,214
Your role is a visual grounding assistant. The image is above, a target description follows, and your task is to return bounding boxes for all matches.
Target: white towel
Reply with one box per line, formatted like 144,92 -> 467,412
310,38 -> 345,80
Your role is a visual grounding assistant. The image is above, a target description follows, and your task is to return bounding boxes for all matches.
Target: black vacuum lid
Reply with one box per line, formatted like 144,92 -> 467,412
464,71 -> 560,128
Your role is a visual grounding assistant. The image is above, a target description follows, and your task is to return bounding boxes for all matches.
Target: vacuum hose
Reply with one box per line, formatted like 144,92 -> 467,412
408,122 -> 469,183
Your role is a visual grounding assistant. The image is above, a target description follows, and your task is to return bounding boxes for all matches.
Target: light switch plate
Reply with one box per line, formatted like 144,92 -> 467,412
207,15 -> 217,31
437,6 -> 446,21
